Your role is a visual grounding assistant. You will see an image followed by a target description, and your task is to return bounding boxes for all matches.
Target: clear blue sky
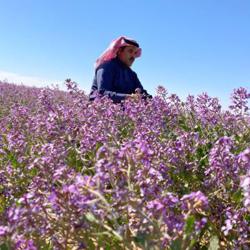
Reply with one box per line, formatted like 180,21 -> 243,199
0,0 -> 249,108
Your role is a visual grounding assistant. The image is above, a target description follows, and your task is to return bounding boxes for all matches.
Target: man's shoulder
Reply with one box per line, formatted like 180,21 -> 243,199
128,67 -> 137,77
96,58 -> 118,71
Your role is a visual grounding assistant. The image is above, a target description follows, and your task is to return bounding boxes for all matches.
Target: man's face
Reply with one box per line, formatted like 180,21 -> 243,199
117,46 -> 139,67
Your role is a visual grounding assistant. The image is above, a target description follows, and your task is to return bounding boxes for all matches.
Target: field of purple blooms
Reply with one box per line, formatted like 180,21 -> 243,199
0,80 -> 249,250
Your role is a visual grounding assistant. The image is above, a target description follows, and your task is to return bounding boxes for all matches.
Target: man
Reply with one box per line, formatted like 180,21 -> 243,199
89,36 -> 152,103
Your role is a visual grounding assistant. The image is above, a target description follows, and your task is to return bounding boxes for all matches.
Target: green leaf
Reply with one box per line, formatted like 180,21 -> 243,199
170,239 -> 182,250
178,117 -> 190,131
185,215 -> 195,235
208,236 -> 219,250
196,147 -> 204,158
0,243 -> 10,250
133,232 -> 147,245
85,212 -> 98,223
194,123 -> 203,134
8,152 -> 19,168
30,167 -> 38,177
245,214 -> 250,223
232,190 -> 243,203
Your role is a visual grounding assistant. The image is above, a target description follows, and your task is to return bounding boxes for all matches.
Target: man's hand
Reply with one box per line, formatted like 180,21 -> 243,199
126,88 -> 142,100
125,93 -> 138,100
135,88 -> 142,94
136,88 -> 153,100
125,88 -> 149,101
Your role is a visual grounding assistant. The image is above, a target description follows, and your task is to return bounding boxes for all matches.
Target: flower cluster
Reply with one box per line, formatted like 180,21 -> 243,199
0,80 -> 249,249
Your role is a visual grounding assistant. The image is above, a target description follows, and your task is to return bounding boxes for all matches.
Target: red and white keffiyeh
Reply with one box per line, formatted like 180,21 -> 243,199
94,36 -> 142,69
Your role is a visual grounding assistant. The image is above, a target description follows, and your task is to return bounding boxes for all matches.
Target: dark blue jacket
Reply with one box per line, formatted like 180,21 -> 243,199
89,57 -> 152,103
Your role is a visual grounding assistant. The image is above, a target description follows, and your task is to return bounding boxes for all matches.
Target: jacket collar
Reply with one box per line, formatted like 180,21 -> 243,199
114,56 -> 130,69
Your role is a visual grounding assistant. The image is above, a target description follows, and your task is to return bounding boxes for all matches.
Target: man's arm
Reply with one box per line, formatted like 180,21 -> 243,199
92,65 -> 129,103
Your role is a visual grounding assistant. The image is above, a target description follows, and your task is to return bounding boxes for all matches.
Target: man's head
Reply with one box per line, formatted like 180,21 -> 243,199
95,36 -> 141,69
117,38 -> 140,67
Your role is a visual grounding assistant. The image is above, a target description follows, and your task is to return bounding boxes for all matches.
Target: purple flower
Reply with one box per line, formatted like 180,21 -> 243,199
48,191 -> 57,203
195,217 -> 208,231
205,136 -> 236,186
181,191 -> 209,212
0,226 -> 9,236
15,237 -> 37,250
240,172 -> 250,210
237,147 -> 250,170
0,80 -> 250,249
222,219 -> 233,236
229,87 -> 250,114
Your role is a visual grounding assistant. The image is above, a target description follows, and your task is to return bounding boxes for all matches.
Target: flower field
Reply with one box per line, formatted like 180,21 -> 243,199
0,80 -> 249,249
